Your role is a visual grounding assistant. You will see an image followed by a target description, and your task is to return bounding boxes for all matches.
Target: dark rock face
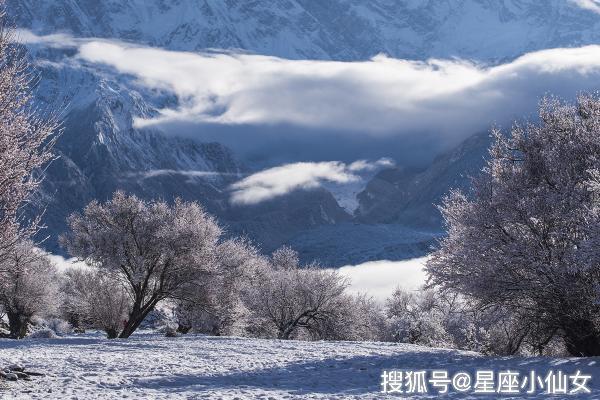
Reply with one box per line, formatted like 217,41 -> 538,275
355,133 -> 491,230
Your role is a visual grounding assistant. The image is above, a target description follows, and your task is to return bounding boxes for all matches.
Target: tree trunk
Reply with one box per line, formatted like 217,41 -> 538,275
105,328 -> 119,339
177,324 -> 191,334
562,319 -> 600,356
7,312 -> 28,339
119,314 -> 144,338
68,313 -> 85,333
278,324 -> 295,340
277,330 -> 291,340
118,299 -> 158,338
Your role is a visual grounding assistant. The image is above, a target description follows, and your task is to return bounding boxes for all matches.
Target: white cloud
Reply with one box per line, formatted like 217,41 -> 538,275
19,30 -> 600,162
129,169 -> 226,179
348,158 -> 394,172
571,0 -> 600,14
45,253 -> 91,272
15,29 -> 79,48
229,159 -> 390,205
335,257 -> 428,301
70,39 -> 600,149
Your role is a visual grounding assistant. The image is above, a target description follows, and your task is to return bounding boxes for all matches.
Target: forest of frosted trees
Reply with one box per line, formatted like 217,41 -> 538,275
3,7 -> 600,358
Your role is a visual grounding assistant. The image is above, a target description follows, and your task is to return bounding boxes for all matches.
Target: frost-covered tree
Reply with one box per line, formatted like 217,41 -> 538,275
427,95 -> 600,356
245,248 -> 349,339
174,238 -> 265,336
62,268 -> 131,338
0,7 -> 58,261
384,287 -> 562,355
270,246 -> 299,270
60,268 -> 90,332
385,288 -> 454,348
60,192 -> 222,338
309,293 -> 387,341
0,242 -> 59,338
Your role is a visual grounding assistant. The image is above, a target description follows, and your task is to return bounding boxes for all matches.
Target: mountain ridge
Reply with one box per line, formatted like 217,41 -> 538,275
9,0 -> 600,61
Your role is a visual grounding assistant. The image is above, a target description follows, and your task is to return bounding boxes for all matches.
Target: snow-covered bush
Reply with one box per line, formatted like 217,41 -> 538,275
0,242 -> 60,338
46,318 -> 72,336
163,325 -> 179,337
385,288 -> 454,348
427,95 -> 600,356
60,192 -> 222,338
31,317 -> 72,336
174,238 -> 265,336
244,247 -> 350,340
62,268 -> 131,339
308,293 -> 388,341
27,328 -> 58,339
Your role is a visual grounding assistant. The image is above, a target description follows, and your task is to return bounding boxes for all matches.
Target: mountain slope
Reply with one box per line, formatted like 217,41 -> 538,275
9,0 -> 600,61
355,132 -> 491,229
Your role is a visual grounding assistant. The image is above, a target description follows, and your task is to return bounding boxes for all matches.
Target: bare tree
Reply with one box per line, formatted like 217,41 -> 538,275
427,94 -> 600,356
270,246 -> 299,270
60,191 -> 222,338
0,6 -> 58,261
245,247 -> 349,340
0,242 -> 60,338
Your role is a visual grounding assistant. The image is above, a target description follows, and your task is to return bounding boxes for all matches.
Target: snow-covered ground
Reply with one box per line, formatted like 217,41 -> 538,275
0,332 -> 598,399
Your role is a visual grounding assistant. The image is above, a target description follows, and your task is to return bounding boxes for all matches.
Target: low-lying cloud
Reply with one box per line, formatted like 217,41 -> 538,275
230,159 -> 392,205
571,0 -> 600,14
17,29 -> 79,47
72,40 -> 600,149
127,169 -> 228,180
335,257 -> 428,301
19,30 -> 600,165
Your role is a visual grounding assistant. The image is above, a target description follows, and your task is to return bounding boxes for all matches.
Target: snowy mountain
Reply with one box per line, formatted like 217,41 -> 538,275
282,134 -> 490,266
9,0 -> 600,62
8,0 -> 600,264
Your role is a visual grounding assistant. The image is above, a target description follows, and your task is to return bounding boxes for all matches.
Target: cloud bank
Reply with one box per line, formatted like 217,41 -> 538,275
335,257 -> 428,301
71,40 -> 600,150
571,0 -> 600,14
19,30 -> 600,165
229,159 -> 392,204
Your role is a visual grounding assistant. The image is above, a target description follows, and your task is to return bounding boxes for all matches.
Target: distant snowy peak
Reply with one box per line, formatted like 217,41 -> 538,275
9,0 -> 600,62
